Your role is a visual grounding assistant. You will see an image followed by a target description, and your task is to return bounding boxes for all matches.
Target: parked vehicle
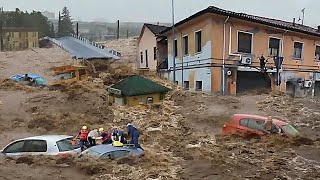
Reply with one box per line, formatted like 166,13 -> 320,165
80,144 -> 144,159
10,74 -> 47,87
221,114 -> 300,137
0,135 -> 81,158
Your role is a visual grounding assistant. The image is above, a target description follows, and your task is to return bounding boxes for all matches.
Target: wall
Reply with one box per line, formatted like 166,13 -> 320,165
2,31 -> 39,51
166,14 -> 213,92
138,27 -> 157,70
127,93 -> 162,106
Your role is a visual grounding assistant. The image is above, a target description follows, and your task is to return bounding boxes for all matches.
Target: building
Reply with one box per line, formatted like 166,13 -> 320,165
107,75 -> 170,106
138,23 -> 168,74
1,28 -> 39,51
160,6 -> 320,97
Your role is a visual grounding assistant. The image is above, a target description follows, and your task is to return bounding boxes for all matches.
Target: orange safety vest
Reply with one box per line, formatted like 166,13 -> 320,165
79,129 -> 89,140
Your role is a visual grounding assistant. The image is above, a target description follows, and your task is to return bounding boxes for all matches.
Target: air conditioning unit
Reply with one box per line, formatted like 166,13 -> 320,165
241,56 -> 252,65
304,80 -> 312,88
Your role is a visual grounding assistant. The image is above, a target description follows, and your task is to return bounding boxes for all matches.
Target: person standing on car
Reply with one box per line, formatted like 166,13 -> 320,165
111,127 -> 125,144
98,128 -> 112,144
75,126 -> 90,150
127,123 -> 142,149
87,128 -> 98,147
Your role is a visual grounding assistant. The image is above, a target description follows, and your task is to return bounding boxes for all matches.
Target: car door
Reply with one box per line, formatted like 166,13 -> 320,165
23,140 -> 48,155
2,140 -> 27,157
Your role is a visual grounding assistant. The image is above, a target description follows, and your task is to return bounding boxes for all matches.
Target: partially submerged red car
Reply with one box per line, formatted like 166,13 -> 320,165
221,114 -> 300,137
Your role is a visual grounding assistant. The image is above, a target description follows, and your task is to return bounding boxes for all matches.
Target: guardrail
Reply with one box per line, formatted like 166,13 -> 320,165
70,34 -> 121,57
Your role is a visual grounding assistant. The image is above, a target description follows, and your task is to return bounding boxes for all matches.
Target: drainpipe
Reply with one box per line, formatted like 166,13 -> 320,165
279,30 -> 288,91
222,16 -> 230,95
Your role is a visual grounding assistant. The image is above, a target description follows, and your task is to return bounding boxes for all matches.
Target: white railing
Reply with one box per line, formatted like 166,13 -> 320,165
70,33 -> 122,57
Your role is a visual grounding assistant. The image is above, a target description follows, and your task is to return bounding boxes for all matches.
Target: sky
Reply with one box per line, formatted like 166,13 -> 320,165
1,0 -> 319,27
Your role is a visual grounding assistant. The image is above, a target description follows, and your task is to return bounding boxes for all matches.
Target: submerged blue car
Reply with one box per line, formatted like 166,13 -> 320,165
10,74 -> 47,87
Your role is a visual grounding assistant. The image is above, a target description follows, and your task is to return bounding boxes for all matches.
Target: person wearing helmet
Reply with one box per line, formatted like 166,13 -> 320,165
98,127 -> 112,144
111,127 -> 125,144
127,123 -> 142,149
75,126 -> 90,151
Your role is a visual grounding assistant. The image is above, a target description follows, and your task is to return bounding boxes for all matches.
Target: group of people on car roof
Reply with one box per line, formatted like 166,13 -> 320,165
75,123 -> 141,151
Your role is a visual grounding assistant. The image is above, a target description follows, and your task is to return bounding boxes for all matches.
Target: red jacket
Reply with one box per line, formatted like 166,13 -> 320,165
79,129 -> 89,141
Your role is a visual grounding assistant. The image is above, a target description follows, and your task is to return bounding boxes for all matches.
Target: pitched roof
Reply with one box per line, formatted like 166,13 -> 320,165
110,75 -> 171,96
145,23 -> 168,35
161,6 -> 320,37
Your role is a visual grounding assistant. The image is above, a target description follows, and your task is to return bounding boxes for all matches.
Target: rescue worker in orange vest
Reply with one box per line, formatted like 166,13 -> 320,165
98,128 -> 112,144
75,126 -> 90,150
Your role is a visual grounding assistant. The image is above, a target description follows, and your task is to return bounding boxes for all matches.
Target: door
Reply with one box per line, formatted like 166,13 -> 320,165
237,71 -> 271,94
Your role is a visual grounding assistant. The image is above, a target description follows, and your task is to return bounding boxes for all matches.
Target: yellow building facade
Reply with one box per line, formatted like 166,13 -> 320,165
2,28 -> 39,51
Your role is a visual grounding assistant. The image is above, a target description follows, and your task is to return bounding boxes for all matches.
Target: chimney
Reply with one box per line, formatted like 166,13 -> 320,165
293,18 -> 296,26
318,25 -> 320,32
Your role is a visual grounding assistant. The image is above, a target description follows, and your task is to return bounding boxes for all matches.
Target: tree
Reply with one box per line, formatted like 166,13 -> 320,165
48,23 -> 55,37
57,7 -> 74,37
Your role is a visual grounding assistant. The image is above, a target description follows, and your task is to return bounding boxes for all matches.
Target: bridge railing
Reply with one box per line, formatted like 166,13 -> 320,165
70,34 -> 122,57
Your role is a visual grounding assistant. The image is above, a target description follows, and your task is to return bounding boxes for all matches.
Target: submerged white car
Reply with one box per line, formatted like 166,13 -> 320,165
0,135 -> 81,158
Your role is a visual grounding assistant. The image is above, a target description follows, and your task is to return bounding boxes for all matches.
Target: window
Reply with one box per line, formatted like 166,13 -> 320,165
238,31 -> 253,54
315,45 -> 320,61
183,81 -> 189,90
147,97 -> 153,104
110,150 -> 130,159
293,42 -> 303,59
24,140 -> 47,152
239,119 -> 249,127
195,31 -> 202,53
140,52 -> 143,63
239,119 -> 264,131
56,138 -> 77,152
145,49 -> 148,67
174,39 -> 177,58
183,35 -> 189,55
26,32 -> 28,37
79,69 -> 86,76
160,93 -> 165,100
4,140 -> 25,153
269,38 -> 281,56
195,81 -> 202,91
153,47 -> 157,60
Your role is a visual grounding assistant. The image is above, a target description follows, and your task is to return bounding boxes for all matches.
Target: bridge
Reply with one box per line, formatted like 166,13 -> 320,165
46,34 -> 121,60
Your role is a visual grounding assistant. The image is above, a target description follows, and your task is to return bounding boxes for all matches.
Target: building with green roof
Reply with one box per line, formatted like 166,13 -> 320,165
107,75 -> 171,106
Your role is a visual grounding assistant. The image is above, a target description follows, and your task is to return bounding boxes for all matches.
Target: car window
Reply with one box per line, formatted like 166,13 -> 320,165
83,149 -> 101,157
281,125 -> 300,136
4,140 -> 26,153
100,152 -> 111,159
24,140 -> 47,152
56,138 -> 77,152
78,69 -> 86,76
247,119 -> 265,131
239,119 -> 249,126
110,150 -> 130,159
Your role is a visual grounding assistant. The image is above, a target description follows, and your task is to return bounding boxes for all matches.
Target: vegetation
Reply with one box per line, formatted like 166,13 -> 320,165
57,7 -> 74,37
1,8 -> 52,38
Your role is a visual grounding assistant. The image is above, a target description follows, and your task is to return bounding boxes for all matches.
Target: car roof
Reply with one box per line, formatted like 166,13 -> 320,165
26,74 -> 42,79
87,144 -> 138,154
233,114 -> 289,126
21,135 -> 73,141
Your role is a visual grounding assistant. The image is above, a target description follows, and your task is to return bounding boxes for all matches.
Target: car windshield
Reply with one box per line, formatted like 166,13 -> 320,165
83,149 -> 101,157
281,125 -> 300,136
54,73 -> 72,80
56,138 -> 78,152
34,77 -> 47,85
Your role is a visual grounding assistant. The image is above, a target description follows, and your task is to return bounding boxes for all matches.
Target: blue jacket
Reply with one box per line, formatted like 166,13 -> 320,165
127,125 -> 139,137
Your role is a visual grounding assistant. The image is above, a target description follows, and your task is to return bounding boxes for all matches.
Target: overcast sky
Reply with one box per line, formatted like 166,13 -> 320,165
2,0 -> 319,27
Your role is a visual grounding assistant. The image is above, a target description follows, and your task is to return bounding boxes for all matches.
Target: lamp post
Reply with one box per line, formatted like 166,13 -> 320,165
171,0 -> 176,83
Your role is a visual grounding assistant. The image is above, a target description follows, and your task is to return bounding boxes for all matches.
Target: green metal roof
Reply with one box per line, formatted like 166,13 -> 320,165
110,75 -> 171,96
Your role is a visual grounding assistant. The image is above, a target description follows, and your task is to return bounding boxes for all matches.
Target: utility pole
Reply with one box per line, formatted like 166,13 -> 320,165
0,7 -> 3,51
172,0 -> 176,83
76,22 -> 79,37
116,20 -> 120,39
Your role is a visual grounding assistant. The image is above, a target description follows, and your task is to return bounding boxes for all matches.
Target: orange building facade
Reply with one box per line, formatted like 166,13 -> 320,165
161,6 -> 320,97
